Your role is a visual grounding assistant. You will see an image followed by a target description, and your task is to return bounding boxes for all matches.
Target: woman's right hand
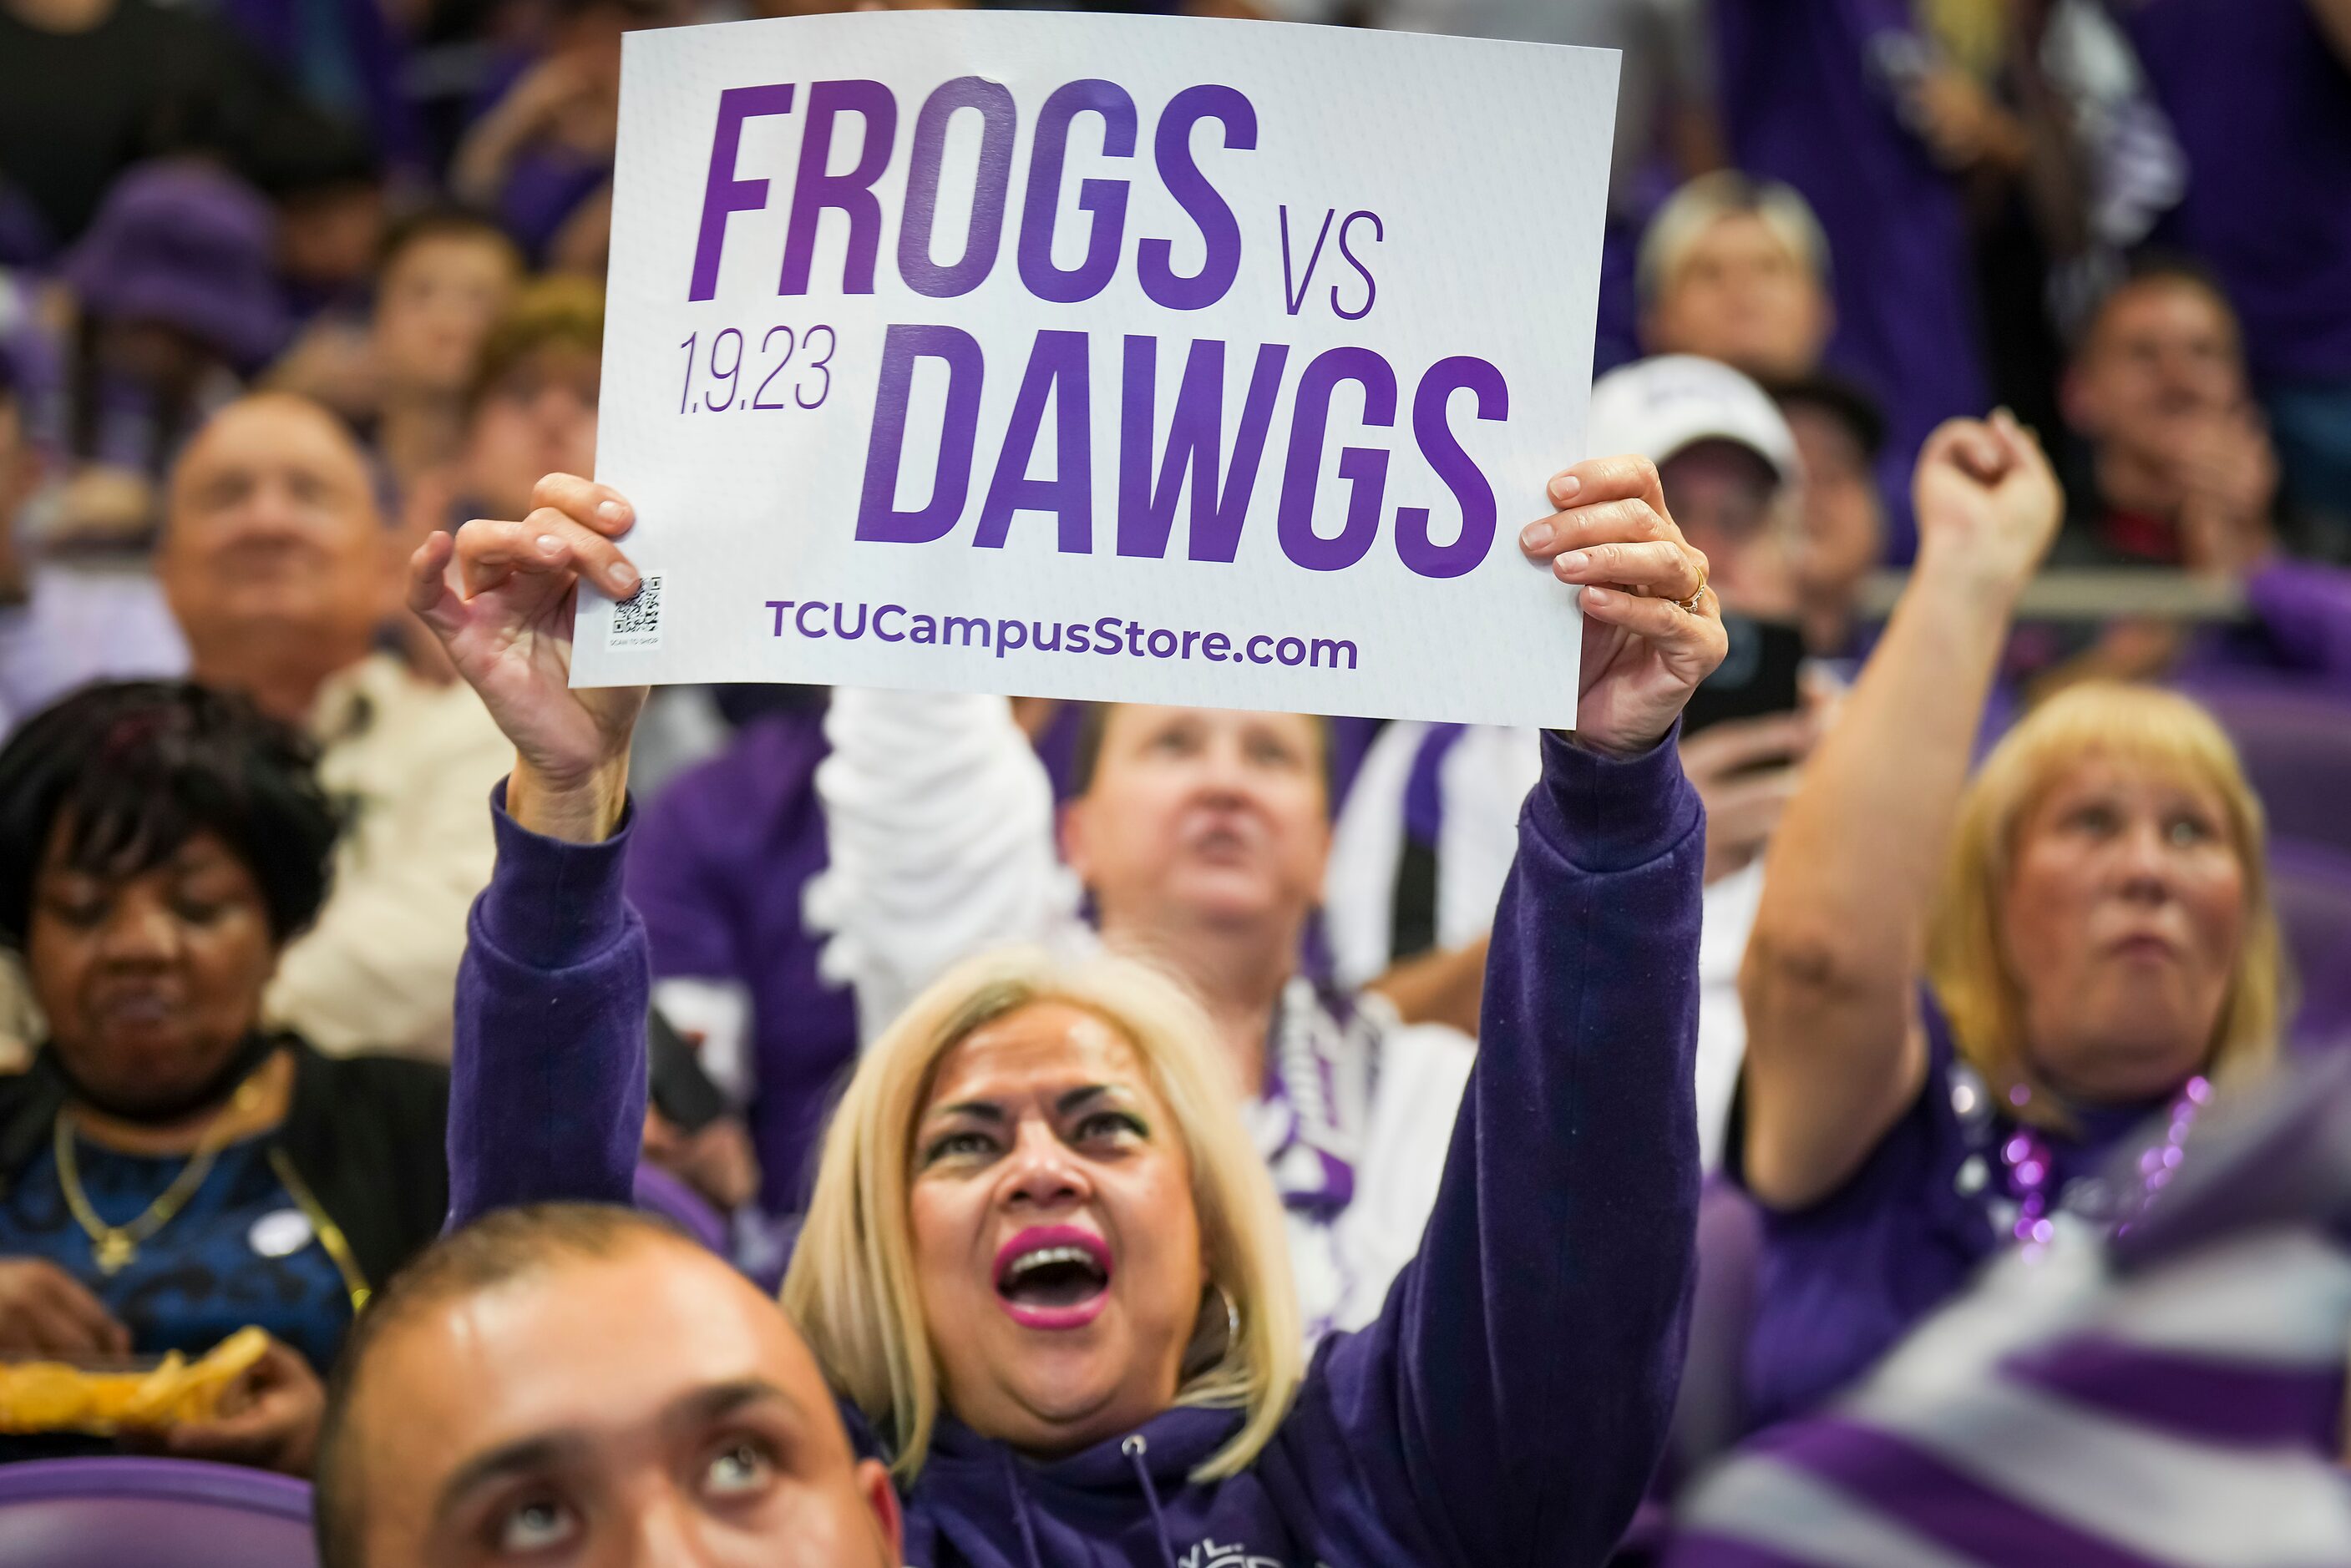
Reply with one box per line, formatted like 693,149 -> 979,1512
1911,409 -> 2062,605
407,473 -> 651,842
0,1258 -> 130,1358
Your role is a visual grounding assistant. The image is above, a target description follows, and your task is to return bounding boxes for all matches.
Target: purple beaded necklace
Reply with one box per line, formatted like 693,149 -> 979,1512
1997,1074 -> 2213,1251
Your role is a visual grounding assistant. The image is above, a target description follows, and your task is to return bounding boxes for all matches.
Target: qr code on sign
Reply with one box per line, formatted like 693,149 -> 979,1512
605,574 -> 664,651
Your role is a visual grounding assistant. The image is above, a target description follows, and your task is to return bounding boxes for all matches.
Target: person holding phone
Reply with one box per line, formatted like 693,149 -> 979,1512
1326,354 -> 1822,1165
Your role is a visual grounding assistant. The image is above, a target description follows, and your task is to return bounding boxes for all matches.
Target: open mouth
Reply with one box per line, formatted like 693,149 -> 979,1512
992,1227 -> 1112,1330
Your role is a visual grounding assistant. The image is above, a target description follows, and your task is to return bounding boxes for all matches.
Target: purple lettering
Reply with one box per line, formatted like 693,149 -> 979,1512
856,324 -> 985,544
780,79 -> 898,296
1139,85 -> 1254,311
1117,336 -> 1288,564
764,597 -> 795,635
874,603 -> 907,640
690,84 -> 796,302
1016,80 -> 1136,306
795,600 -> 828,638
899,77 -> 1017,298
1332,210 -> 1381,321
1397,356 -> 1509,579
1278,206 -> 1333,316
975,329 -> 1092,554
1277,346 -> 1396,572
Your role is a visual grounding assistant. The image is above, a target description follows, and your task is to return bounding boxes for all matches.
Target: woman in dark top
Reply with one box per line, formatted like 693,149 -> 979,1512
1734,412 -> 2290,1429
0,680 -> 448,1473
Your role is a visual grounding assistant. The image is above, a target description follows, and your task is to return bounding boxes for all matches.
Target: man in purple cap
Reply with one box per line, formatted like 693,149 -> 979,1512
48,162 -> 295,548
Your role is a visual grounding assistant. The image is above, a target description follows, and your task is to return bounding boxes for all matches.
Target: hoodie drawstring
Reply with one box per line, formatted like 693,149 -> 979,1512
1121,1434 -> 1179,1568
998,1446 -> 1046,1568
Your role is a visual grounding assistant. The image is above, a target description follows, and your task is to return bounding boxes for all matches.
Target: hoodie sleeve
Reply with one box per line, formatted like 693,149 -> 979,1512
1295,729 -> 1705,1568
444,782 -> 650,1230
805,690 -> 1085,1044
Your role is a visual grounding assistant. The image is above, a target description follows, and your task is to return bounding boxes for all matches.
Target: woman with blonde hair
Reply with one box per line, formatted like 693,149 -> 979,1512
415,443 -> 1741,1564
1735,410 -> 2290,1429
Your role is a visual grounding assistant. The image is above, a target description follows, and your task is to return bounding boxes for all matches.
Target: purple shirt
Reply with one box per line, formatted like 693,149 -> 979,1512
2119,0 -> 2351,385
1711,0 -> 1990,549
448,733 -> 1708,1568
624,707 -> 856,1213
1730,1002 -> 2176,1431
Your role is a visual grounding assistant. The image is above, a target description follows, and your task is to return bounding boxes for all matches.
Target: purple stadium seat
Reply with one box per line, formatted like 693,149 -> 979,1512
2273,838 -> 2351,1055
631,1160 -> 729,1253
2172,675 -> 2351,858
0,1457 -> 315,1567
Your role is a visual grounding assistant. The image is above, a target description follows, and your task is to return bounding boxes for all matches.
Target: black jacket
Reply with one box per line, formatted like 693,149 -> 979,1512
0,1036 -> 448,1302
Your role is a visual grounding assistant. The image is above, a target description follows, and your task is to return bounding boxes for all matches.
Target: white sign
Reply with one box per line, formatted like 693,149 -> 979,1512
575,11 -> 1619,727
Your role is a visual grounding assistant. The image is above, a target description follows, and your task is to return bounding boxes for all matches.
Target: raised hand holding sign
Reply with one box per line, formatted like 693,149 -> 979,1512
573,10 -> 1624,728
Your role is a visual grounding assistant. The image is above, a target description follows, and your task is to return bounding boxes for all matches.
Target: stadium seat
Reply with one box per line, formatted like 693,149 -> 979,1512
0,1457 -> 315,1568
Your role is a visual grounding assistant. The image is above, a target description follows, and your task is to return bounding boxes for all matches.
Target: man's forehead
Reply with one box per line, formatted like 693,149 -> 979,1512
180,397 -> 367,485
2093,279 -> 2238,352
362,1243 -> 828,1455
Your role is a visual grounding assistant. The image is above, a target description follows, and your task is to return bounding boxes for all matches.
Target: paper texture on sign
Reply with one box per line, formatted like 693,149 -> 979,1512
576,11 -> 1618,727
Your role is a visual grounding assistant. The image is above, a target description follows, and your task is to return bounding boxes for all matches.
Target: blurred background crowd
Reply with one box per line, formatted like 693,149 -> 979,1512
0,0 -> 2348,1559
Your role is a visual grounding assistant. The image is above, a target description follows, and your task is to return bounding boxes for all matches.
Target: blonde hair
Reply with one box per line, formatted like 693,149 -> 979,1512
1637,171 -> 1831,306
781,947 -> 1304,1485
1927,684 -> 2287,1121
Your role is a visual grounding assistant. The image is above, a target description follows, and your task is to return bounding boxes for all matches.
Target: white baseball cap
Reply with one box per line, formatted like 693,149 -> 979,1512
1583,355 -> 1799,491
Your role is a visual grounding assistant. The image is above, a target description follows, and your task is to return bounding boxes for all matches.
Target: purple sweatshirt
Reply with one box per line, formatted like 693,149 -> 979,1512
448,732 -> 1706,1568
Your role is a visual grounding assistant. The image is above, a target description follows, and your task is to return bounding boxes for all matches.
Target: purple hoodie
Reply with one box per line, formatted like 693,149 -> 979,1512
448,731 -> 1706,1568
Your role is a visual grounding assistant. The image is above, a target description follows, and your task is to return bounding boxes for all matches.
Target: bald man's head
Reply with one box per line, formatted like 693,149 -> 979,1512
163,393 -> 396,719
317,1205 -> 900,1568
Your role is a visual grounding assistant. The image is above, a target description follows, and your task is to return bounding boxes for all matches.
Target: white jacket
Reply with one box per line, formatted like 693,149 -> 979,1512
806,689 -> 1469,1339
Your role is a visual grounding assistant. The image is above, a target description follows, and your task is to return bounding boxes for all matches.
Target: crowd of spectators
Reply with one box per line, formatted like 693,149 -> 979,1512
0,0 -> 2348,1562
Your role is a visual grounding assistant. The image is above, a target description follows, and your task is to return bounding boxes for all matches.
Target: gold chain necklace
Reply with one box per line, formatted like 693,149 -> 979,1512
56,1077 -> 266,1276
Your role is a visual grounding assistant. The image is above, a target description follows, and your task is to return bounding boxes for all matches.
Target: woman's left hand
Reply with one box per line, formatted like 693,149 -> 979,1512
130,1337 -> 325,1477
1521,455 -> 1728,756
